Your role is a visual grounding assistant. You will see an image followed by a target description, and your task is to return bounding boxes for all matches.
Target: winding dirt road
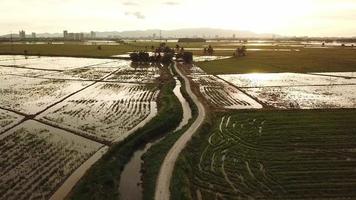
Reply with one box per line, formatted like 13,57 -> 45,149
155,63 -> 207,200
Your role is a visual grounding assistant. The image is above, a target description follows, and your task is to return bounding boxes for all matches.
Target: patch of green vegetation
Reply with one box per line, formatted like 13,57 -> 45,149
142,72 -> 198,200
198,48 -> 356,74
69,67 -> 183,200
172,109 -> 356,199
0,44 -> 144,58
0,42 -> 308,58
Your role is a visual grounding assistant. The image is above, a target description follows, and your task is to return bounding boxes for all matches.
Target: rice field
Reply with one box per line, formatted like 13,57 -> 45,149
218,73 -> 356,109
105,63 -> 160,83
184,110 -> 356,199
184,65 -> 262,110
0,120 -> 103,200
39,83 -> 159,143
244,85 -> 356,109
193,56 -> 231,62
0,75 -> 92,114
0,55 -> 160,198
0,56 -> 115,71
0,109 -> 23,133
218,73 -> 356,88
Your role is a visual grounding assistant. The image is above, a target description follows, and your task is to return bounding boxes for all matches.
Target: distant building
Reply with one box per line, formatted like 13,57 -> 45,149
74,33 -> 84,41
233,34 -> 236,39
152,33 -> 156,39
19,30 -> 26,39
67,33 -> 74,39
90,31 -> 96,39
31,32 -> 36,39
215,35 -> 219,39
63,30 -> 68,38
63,30 -> 84,41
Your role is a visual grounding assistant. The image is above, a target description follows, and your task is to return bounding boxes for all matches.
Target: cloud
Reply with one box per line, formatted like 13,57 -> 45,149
122,1 -> 138,6
163,1 -> 180,6
125,11 -> 145,19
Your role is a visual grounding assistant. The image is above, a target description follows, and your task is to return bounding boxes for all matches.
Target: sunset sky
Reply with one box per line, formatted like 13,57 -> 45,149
1,0 -> 356,36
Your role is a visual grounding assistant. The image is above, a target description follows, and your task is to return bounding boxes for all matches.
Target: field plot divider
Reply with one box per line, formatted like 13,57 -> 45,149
50,146 -> 109,200
307,73 -> 356,79
213,75 -> 267,108
33,118 -> 109,146
0,64 -> 64,72
34,67 -> 122,117
0,67 -> 122,142
0,106 -> 28,117
0,107 -> 30,135
155,63 -> 207,200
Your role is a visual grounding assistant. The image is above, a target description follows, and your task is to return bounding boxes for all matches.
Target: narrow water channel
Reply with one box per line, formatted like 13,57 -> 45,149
118,76 -> 192,200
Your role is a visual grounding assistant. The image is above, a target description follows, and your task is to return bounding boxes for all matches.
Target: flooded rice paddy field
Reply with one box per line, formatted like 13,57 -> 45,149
0,55 -> 160,198
219,73 -> 356,88
193,56 -> 231,62
186,65 -> 356,110
245,85 -> 356,109
218,73 -> 356,109
0,56 -> 115,71
39,83 -> 158,143
0,66 -> 55,77
0,109 -> 23,133
41,67 -> 118,81
0,75 -> 91,114
311,72 -> 356,78
105,64 -> 160,83
0,120 -> 103,200
184,65 -> 262,110
189,111 -> 356,199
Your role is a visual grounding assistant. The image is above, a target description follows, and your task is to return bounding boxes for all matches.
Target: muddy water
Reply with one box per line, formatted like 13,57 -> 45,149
173,77 -> 192,131
118,77 -> 192,200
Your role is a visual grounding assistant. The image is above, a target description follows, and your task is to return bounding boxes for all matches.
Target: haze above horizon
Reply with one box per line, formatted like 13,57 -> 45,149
1,0 -> 356,37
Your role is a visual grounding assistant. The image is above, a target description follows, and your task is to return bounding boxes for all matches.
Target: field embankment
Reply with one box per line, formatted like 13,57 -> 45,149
68,66 -> 183,200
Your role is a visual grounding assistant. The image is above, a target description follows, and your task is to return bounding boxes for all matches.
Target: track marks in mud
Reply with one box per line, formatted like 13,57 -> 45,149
193,111 -> 356,199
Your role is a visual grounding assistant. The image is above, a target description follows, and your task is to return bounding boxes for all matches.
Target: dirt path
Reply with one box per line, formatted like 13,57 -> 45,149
155,63 -> 207,200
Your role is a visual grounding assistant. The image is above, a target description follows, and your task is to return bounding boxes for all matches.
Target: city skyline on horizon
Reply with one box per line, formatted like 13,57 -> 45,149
1,0 -> 356,37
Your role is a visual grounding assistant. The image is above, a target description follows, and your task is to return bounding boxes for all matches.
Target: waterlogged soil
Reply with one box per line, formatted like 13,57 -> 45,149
245,85 -> 356,109
0,66 -> 53,77
0,56 -> 115,71
0,75 -> 92,114
0,109 -> 23,133
190,75 -> 262,109
312,72 -> 356,78
0,120 -> 102,200
105,64 -> 160,83
0,55 -> 36,61
218,73 -> 356,88
0,55 -> 161,199
194,56 -> 231,62
218,72 -> 356,109
185,65 -> 262,110
38,82 -> 159,143
41,67 -> 118,81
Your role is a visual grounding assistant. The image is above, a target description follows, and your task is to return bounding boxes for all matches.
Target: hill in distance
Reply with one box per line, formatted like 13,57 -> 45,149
1,28 -> 277,38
